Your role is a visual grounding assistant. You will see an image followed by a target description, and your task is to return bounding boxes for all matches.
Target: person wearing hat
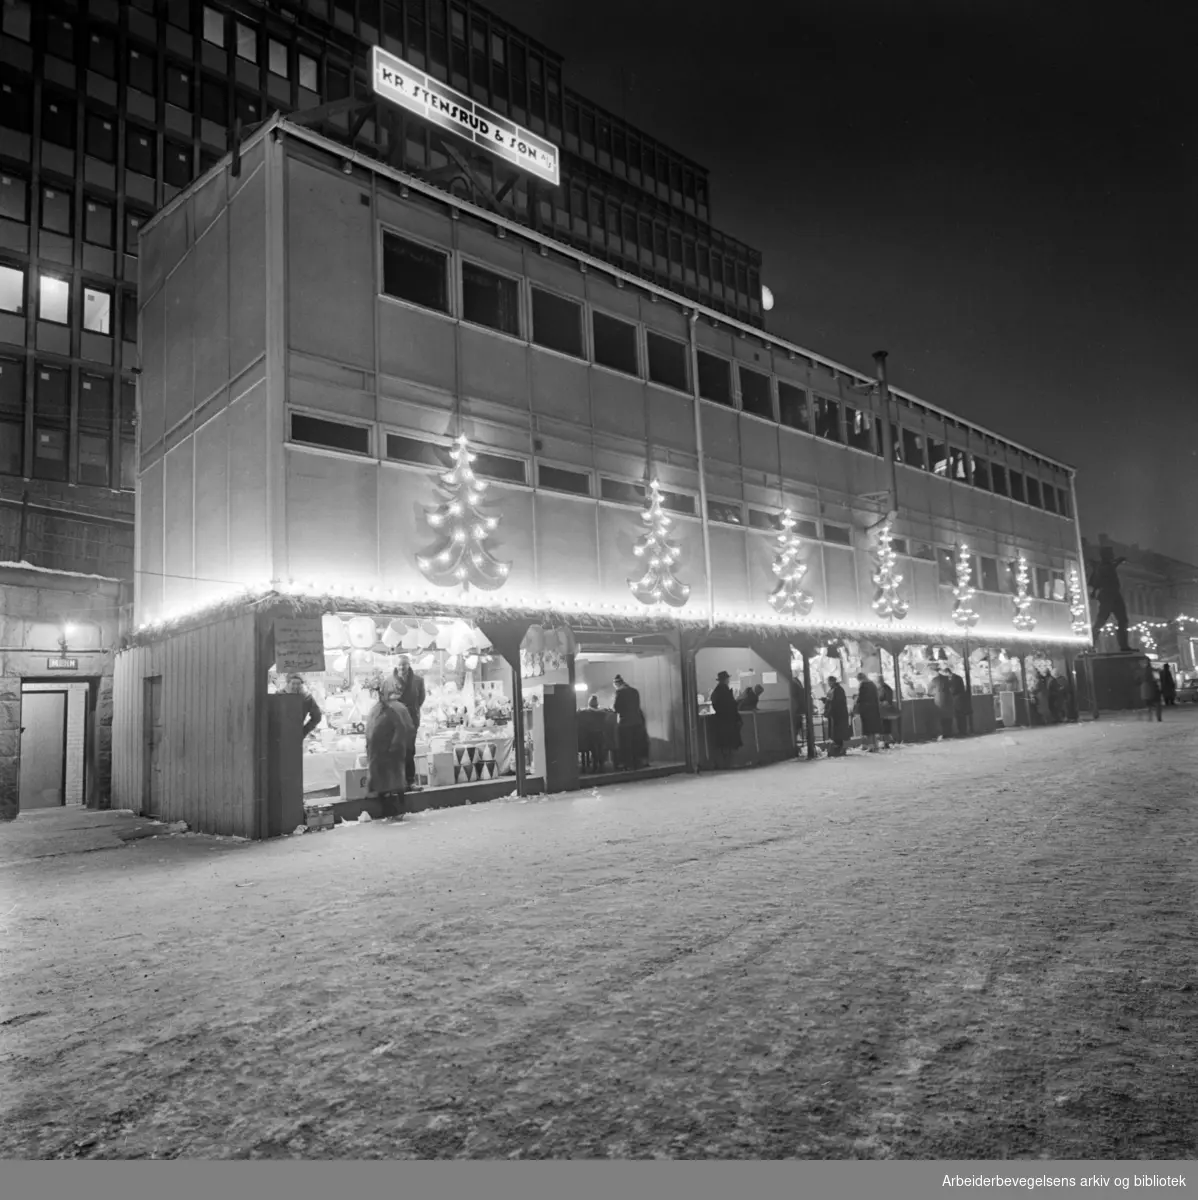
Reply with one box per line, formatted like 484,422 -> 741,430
709,670 -> 742,769
577,693 -> 607,774
928,662 -> 955,740
383,655 -> 426,788
612,675 -> 647,771
825,675 -> 850,756
738,682 -> 765,711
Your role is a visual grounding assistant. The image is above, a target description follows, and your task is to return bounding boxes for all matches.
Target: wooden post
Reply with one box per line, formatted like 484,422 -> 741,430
803,650 -> 816,760
892,645 -> 905,744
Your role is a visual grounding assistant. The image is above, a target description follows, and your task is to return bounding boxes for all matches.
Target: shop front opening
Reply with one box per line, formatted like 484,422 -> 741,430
572,633 -> 685,779
694,644 -> 795,768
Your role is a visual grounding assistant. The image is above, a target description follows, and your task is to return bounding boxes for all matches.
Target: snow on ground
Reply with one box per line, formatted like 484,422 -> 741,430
1,711 -> 1196,1160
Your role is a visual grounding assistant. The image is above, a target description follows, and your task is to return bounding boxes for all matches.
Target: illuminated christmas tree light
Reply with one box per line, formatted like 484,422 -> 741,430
952,543 -> 980,629
416,434 -> 510,592
628,480 -> 690,607
1012,553 -> 1036,632
1067,566 -> 1089,637
767,509 -> 815,617
870,521 -> 908,621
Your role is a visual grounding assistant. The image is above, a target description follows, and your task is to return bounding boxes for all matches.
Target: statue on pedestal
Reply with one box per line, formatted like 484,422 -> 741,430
1088,545 -> 1131,652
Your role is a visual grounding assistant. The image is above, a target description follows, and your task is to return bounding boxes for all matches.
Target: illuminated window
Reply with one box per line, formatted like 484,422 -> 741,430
382,232 -> 449,313
531,288 -> 583,358
83,287 -> 112,335
236,22 -> 257,62
0,265 -> 24,314
927,436 -> 948,475
203,6 -> 225,47
949,446 -> 968,481
592,311 -> 638,376
298,53 -> 318,92
269,39 -> 288,77
38,275 -> 70,325
814,396 -> 841,442
845,404 -> 873,452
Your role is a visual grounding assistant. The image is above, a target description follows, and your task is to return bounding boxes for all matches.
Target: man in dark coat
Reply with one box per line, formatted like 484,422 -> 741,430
612,675 -> 646,770
790,677 -> 809,746
385,657 -> 426,788
928,666 -> 954,739
878,678 -> 898,748
949,669 -> 970,737
577,694 -> 607,773
1160,663 -> 1177,706
825,675 -> 850,756
854,672 -> 882,752
1088,546 -> 1131,651
738,683 -> 764,711
285,674 -> 323,740
366,692 -> 415,819
709,670 -> 742,768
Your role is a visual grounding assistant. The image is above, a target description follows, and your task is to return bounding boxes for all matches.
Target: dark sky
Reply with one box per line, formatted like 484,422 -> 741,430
488,0 -> 1197,565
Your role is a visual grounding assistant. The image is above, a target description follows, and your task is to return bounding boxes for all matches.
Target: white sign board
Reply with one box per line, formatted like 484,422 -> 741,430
273,617 -> 326,674
371,46 -> 560,187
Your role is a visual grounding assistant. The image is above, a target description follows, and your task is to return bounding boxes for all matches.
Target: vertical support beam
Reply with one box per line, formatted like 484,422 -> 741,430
688,310 -> 715,628
803,649 -> 816,760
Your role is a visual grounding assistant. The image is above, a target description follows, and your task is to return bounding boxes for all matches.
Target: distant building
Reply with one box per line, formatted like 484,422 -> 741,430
1082,535 -> 1198,669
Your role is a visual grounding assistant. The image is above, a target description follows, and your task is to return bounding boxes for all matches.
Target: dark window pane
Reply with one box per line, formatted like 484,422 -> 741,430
845,404 -> 873,451
696,351 -> 731,405
990,462 -> 1008,496
163,142 -> 193,188
707,499 -> 743,525
531,287 -> 583,358
1025,476 -> 1042,508
823,524 -> 852,546
84,198 -> 114,247
901,427 -> 926,469
36,369 -> 69,416
78,432 -> 110,487
0,356 -> 25,413
89,32 -> 116,78
382,232 -> 449,312
472,450 -> 526,484
125,128 -> 156,176
0,418 -> 21,476
1008,469 -> 1025,503
660,489 -> 694,515
327,63 -> 351,101
120,289 -> 137,335
747,508 -> 778,531
1,81 -> 33,133
646,331 -> 687,391
928,437 -> 948,476
739,366 -> 772,418
42,96 -> 76,148
128,46 -> 156,94
85,113 -> 116,161
778,381 -> 809,431
1057,487 -> 1071,518
814,396 -> 841,441
1042,482 -> 1058,513
201,77 -> 228,124
34,427 -> 68,481
290,413 -> 370,454
79,373 -> 112,428
461,261 -> 520,336
599,477 -> 645,506
46,14 -> 75,60
40,186 -> 72,234
125,210 -> 148,256
538,463 -> 590,495
949,446 -> 968,481
120,438 -> 136,489
166,64 -> 192,109
235,92 -> 261,125
592,311 -> 638,375
971,455 -> 990,490
385,434 -> 449,468
167,0 -> 191,31
979,556 -> 1000,593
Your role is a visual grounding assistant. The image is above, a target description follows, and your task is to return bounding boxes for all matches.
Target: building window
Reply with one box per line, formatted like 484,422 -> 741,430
927,436 -> 948,476
659,488 -> 695,516
1042,482 -> 1058,513
600,476 -> 645,506
235,92 -> 261,126
385,433 -> 447,469
0,418 -> 20,476
592,311 -> 638,376
125,210 -> 147,257
0,265 -> 23,313
990,462 -> 1008,496
1,80 -> 33,134
971,455 -> 991,490
948,446 -> 968,481
167,0 -> 191,30
845,404 -> 873,451
166,64 -> 192,109
236,22 -> 257,62
83,199 -> 114,248
33,427 -> 67,481
0,173 -> 26,226
461,261 -> 520,336
41,97 -> 76,149
1,0 -> 31,41
290,413 -> 370,455
537,463 -> 590,496
84,113 -> 116,162
937,547 -> 956,586
83,287 -> 112,335
298,52 -> 319,92
979,556 -> 1000,593
1008,469 -> 1025,503
268,39 -> 288,78
1025,476 -> 1042,508
381,232 -> 449,313
814,396 -> 841,442
646,331 -> 688,392
696,351 -> 731,406
89,32 -> 117,78
40,187 -> 72,236
778,381 -> 809,432
823,523 -> 852,546
1057,487 -> 1071,518
38,275 -> 70,324
78,433 -> 110,487
46,14 -> 75,60
163,142 -> 193,188
125,128 -> 156,177
79,373 -> 112,427
35,366 -> 69,421
531,287 -> 583,358
707,499 -> 743,525
739,365 -> 772,419
470,449 -> 526,485
203,6 -> 225,47
128,47 -> 156,95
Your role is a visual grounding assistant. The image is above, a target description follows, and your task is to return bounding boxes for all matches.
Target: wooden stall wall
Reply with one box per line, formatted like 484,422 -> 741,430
111,611 -> 260,836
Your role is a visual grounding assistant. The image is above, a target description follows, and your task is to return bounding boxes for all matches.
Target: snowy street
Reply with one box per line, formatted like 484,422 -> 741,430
2,712 -> 1196,1160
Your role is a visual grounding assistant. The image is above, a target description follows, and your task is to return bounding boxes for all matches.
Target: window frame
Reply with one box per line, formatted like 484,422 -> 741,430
380,227 -> 452,316
529,285 -> 585,360
590,308 -> 640,377
695,349 -> 732,407
536,460 -> 593,498
738,363 -> 774,420
459,256 -> 522,339
645,330 -> 689,394
288,409 -> 373,458
82,285 -> 113,336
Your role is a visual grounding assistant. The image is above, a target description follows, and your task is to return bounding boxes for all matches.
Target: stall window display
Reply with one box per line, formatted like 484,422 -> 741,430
271,612 -> 535,799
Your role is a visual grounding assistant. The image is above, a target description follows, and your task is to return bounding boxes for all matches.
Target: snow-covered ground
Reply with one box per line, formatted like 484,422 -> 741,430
2,711 -> 1196,1159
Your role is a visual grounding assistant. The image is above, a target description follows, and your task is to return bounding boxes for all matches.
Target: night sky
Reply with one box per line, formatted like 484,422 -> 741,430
489,0 -> 1196,565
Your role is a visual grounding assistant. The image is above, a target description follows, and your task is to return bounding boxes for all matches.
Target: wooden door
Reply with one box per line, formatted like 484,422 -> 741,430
18,691 -> 68,809
143,676 -> 163,818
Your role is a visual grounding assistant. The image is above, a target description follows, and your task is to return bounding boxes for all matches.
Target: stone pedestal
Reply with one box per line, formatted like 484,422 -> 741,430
1075,651 -> 1150,712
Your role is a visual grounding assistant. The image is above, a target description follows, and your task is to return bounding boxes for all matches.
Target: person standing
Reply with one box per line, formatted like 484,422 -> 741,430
612,675 -> 646,771
1034,672 -> 1053,726
878,677 -> 898,748
577,694 -> 606,774
825,675 -> 851,757
709,670 -> 743,768
738,683 -> 764,711
285,674 -> 323,741
854,672 -> 882,752
1141,663 -> 1163,722
386,656 -> 426,789
949,668 -> 969,737
366,684 -> 415,820
1160,663 -> 1177,707
790,676 -> 809,747
1047,672 -> 1066,723
929,666 -> 954,740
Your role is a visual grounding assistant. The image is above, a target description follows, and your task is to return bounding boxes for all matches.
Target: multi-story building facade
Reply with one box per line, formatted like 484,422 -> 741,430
0,0 -> 762,818
110,117 -> 1090,836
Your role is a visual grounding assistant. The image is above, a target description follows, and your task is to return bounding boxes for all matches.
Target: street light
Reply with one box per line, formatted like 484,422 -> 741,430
761,285 -> 774,312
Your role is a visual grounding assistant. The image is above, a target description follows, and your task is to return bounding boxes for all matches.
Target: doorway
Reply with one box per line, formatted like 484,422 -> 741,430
144,676 -> 164,819
18,687 -> 69,809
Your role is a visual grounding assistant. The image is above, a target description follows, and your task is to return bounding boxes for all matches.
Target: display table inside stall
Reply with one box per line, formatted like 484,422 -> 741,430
698,707 -> 796,769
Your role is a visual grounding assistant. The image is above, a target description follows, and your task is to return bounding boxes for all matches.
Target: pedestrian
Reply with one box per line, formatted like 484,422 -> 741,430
1034,672 -> 1052,726
1140,663 -> 1163,722
577,694 -> 606,774
949,668 -> 970,737
825,675 -> 850,756
612,675 -> 647,771
738,683 -> 764,711
790,676 -> 809,746
929,666 -> 954,740
1160,663 -> 1177,707
709,670 -> 743,768
365,683 -> 415,820
854,672 -> 882,752
878,677 -> 898,748
385,656 -> 426,789
284,674 -> 323,741
1048,672 -> 1066,723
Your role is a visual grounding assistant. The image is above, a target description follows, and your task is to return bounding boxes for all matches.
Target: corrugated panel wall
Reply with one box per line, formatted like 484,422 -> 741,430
111,611 -> 260,836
